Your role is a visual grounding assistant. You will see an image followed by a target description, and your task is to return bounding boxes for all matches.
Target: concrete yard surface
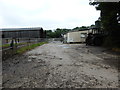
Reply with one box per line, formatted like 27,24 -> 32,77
2,41 -> 120,88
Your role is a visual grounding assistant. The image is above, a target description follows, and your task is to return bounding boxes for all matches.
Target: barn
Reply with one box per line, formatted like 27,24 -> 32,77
1,27 -> 45,38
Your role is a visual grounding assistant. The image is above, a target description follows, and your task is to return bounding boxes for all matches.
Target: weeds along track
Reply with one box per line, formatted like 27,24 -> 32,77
1,38 -> 46,60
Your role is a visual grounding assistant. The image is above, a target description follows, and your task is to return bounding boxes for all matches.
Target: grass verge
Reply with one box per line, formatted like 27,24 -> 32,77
0,44 -> 10,48
1,42 -> 28,48
17,42 -> 47,54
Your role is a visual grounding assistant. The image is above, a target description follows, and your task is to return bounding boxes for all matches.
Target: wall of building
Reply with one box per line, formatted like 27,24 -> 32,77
65,30 -> 89,43
2,28 -> 44,38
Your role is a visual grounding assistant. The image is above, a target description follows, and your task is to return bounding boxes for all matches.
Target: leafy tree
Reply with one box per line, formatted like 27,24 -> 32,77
90,1 -> 120,47
46,28 -> 71,38
72,26 -> 89,31
72,27 -> 80,30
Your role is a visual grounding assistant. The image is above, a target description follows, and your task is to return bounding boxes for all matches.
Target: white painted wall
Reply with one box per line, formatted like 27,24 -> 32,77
66,30 -> 89,43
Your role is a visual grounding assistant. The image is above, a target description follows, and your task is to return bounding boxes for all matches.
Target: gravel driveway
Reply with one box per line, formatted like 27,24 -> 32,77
2,41 -> 119,88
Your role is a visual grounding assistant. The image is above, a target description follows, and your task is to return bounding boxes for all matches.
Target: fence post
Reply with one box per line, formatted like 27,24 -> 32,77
15,38 -> 17,54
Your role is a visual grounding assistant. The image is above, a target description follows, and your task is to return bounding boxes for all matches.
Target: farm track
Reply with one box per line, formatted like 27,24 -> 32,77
2,41 -> 120,88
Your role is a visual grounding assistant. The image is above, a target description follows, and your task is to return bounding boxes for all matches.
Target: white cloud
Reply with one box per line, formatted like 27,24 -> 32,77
0,0 -> 100,30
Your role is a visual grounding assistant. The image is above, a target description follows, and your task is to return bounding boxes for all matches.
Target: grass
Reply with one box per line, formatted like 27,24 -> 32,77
17,42 -> 47,54
0,44 -> 10,48
1,42 -> 28,48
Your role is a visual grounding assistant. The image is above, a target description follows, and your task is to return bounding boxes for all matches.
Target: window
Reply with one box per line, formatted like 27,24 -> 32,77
80,33 -> 87,38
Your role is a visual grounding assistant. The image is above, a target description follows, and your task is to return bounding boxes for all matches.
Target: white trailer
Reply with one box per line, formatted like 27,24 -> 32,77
64,30 -> 91,43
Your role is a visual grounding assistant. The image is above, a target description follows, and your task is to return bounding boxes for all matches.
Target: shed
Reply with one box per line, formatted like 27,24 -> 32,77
0,27 -> 44,38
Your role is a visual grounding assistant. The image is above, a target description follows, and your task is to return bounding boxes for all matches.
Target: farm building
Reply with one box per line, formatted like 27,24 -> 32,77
63,29 -> 92,43
1,27 -> 46,38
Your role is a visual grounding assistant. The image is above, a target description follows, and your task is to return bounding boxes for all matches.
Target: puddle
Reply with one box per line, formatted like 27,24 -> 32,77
58,45 -> 70,49
28,59 -> 32,62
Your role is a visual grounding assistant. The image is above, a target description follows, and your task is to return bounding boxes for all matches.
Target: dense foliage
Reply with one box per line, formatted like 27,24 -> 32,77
90,1 -> 120,47
46,26 -> 89,38
46,28 -> 71,38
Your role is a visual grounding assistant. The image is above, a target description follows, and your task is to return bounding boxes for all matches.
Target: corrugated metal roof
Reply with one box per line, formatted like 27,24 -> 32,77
0,27 -> 43,31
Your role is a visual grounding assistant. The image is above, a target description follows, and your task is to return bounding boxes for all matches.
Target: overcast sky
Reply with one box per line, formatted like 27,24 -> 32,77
0,0 -> 100,30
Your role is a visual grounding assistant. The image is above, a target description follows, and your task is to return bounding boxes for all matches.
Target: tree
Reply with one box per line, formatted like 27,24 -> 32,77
90,1 -> 120,47
72,26 -> 89,31
46,28 -> 71,38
